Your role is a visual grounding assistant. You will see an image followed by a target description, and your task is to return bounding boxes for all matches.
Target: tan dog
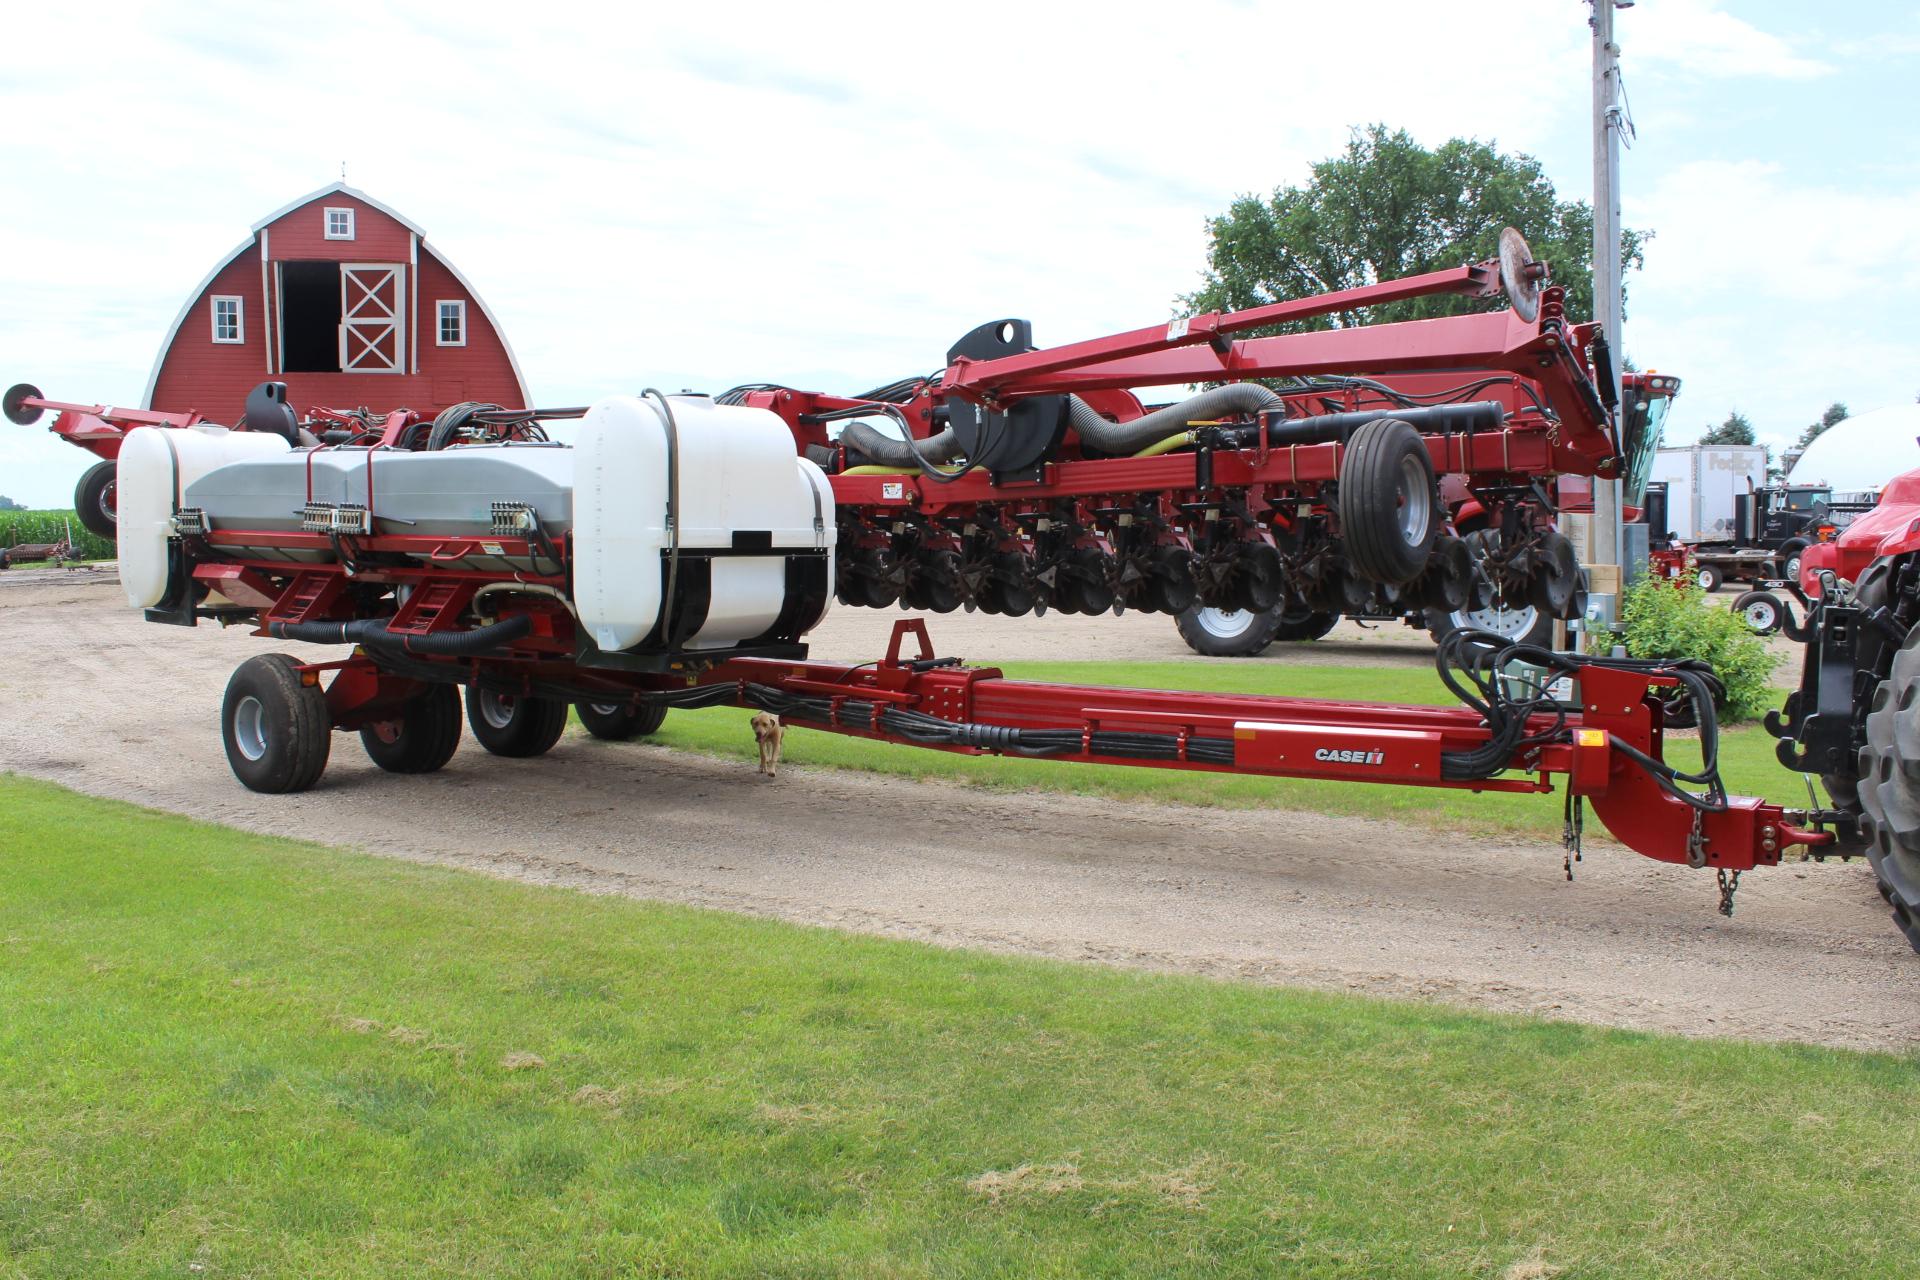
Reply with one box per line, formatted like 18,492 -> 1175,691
751,711 -> 786,778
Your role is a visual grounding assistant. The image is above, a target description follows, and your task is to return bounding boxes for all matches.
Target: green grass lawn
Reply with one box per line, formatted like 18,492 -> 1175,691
2,775 -> 1914,1278
633,661 -> 1803,841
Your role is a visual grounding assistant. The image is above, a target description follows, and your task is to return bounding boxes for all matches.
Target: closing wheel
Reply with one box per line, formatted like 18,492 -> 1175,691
1854,625 -> 1920,954
74,460 -> 118,541
1732,589 -> 1785,636
1272,608 -> 1339,642
1174,605 -> 1282,657
465,687 -> 570,757
361,684 -> 462,774
577,699 -> 668,741
1528,530 -> 1581,617
1339,417 -> 1438,586
222,653 -> 332,793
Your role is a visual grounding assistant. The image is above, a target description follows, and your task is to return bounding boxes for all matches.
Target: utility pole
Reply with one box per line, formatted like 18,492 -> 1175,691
1588,0 -> 1628,645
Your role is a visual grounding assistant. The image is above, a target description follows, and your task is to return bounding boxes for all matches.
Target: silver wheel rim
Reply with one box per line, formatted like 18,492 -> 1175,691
1454,598 -> 1540,641
1398,455 -> 1431,543
1192,607 -> 1258,641
477,691 -> 518,729
587,702 -> 624,717
1744,600 -> 1777,631
233,695 -> 268,761
1786,556 -> 1801,581
1698,570 -> 1713,590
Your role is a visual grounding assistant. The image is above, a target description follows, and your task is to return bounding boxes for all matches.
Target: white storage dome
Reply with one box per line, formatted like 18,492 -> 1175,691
1788,403 -> 1920,497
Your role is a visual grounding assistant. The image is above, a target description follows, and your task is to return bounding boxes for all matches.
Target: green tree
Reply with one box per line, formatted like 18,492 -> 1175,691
1796,401 -> 1848,450
1699,411 -> 1756,447
0,496 -> 21,511
1186,124 -> 1647,329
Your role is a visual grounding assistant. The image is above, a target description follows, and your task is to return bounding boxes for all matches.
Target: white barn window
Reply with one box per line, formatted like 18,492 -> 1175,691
211,295 -> 244,344
436,299 -> 466,346
324,207 -> 355,240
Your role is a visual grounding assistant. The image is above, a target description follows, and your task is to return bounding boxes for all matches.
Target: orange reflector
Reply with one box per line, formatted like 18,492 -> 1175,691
300,671 -> 319,687
1577,728 -> 1606,749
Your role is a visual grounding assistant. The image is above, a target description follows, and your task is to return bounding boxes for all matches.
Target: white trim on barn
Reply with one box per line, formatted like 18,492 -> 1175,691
436,299 -> 467,347
323,207 -> 356,240
251,182 -> 428,238
211,295 -> 244,344
429,246 -> 532,405
142,238 -> 254,408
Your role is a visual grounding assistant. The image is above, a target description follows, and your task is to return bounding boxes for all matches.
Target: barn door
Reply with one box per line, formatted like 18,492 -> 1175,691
339,264 -> 406,373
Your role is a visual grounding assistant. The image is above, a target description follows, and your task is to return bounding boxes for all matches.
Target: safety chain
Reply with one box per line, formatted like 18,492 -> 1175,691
1717,868 -> 1741,917
1561,791 -> 1584,881
1686,808 -> 1708,870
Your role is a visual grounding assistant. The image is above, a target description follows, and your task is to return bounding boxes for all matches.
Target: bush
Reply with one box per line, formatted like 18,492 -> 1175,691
0,510 -> 114,561
1619,576 -> 1780,721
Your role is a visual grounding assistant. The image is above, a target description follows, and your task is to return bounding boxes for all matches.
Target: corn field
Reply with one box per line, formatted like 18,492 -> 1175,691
0,510 -> 114,560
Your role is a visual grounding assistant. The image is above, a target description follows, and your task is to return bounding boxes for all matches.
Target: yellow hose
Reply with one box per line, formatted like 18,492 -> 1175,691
840,465 -> 920,476
1132,431 -> 1196,459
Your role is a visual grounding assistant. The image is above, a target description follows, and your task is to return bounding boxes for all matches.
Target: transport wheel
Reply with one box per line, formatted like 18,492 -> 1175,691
1732,589 -> 1785,636
465,688 -> 570,757
1853,624 -> 1920,954
576,699 -> 668,741
361,684 -> 462,774
75,460 -> 117,541
222,653 -> 332,793
1175,605 -> 1282,656
1426,597 -> 1554,650
1339,417 -> 1438,586
1777,538 -> 1809,585
1696,563 -> 1723,593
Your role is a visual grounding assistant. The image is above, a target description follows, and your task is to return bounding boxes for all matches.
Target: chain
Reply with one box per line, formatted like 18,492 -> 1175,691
1686,808 -> 1708,869
1561,791 -> 1584,881
1717,868 -> 1741,917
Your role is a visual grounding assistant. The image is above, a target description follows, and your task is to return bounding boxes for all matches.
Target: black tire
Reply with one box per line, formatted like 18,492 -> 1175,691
4,382 -> 45,426
222,653 -> 333,793
1731,589 -> 1784,636
1272,609 -> 1339,642
75,460 -> 117,541
1854,626 -> 1920,954
1339,417 -> 1438,586
360,684 -> 462,774
1174,605 -> 1282,656
465,688 -> 569,757
1696,563 -> 1724,593
1425,599 -> 1555,650
577,699 -> 669,741
1777,537 -> 1810,585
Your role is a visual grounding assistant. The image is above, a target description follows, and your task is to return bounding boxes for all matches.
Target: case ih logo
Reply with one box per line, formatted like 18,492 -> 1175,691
1314,747 -> 1385,766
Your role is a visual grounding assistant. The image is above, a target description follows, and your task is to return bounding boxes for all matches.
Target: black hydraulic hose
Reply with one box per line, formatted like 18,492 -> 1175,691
1244,400 -> 1506,448
267,613 -> 533,655
1065,384 -> 1284,455
838,385 -> 1287,469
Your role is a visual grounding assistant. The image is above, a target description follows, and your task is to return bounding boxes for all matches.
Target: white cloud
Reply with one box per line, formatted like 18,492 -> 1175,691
1627,0 -> 1833,79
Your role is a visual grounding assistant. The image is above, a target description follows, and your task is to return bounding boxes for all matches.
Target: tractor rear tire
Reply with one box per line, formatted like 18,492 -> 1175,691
1854,625 -> 1920,954
361,684 -> 463,774
465,688 -> 570,757
222,653 -> 333,794
76,460 -> 117,541
1339,418 -> 1438,586
577,699 -> 669,741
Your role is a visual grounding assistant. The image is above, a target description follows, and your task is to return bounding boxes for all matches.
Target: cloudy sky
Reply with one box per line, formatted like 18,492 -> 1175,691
4,0 -> 1917,506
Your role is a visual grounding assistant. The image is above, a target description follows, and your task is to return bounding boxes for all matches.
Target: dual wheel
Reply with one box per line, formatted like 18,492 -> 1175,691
220,654 -> 666,793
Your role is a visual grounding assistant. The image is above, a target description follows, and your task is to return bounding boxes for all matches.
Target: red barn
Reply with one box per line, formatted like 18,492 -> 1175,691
144,183 -> 529,421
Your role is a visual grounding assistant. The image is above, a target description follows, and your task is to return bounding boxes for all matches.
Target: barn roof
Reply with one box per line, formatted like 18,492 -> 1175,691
141,185 -> 531,411
250,182 -> 427,237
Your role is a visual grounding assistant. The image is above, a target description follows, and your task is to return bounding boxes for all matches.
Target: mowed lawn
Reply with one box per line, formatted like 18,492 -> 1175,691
2,776 -> 1915,1278
634,660 -> 1802,840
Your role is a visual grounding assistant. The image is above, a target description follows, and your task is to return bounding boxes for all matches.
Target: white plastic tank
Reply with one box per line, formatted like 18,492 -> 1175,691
118,426 -> 290,608
573,394 -> 833,651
